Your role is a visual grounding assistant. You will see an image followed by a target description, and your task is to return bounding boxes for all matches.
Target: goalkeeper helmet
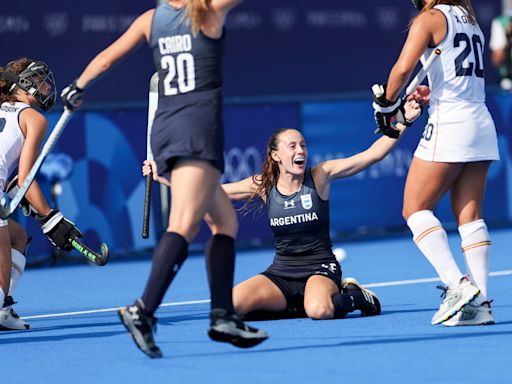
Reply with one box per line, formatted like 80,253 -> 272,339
1,60 -> 56,112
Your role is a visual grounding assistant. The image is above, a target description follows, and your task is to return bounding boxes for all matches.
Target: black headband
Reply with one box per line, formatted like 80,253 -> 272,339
0,71 -> 19,83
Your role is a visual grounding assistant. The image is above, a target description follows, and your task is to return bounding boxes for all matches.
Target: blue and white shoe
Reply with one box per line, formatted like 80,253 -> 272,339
442,300 -> 494,326
431,276 -> 480,325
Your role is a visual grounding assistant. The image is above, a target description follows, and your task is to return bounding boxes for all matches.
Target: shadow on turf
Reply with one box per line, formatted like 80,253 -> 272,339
167,329 -> 512,359
0,329 -> 126,345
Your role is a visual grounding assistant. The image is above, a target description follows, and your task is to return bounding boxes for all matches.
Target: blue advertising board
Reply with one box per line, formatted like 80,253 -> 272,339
0,0 -> 502,102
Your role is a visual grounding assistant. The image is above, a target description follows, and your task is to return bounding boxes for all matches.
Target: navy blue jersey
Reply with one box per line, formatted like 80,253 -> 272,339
265,169 -> 335,277
150,3 -> 224,100
149,3 -> 226,174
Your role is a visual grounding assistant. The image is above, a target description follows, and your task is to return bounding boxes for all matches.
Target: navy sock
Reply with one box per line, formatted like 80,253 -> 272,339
205,234 -> 235,314
141,232 -> 189,315
332,291 -> 365,319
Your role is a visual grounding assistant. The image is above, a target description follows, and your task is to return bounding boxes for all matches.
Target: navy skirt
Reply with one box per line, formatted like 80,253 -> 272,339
151,88 -> 224,175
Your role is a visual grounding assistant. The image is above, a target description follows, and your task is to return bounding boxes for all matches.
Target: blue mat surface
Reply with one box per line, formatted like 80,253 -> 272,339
2,229 -> 511,383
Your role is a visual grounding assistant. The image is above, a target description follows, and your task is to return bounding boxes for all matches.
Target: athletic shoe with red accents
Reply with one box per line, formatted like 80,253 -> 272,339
431,276 -> 480,325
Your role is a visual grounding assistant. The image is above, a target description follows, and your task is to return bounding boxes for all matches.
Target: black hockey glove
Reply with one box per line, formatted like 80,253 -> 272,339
4,175 -> 36,217
61,80 -> 84,111
36,209 -> 83,251
372,84 -> 408,139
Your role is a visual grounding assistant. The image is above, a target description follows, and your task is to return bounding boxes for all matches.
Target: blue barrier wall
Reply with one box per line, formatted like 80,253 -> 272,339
14,92 -> 512,258
0,0 -> 502,101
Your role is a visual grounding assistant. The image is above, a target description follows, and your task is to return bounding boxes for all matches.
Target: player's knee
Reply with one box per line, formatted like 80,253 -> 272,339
233,291 -> 252,316
207,212 -> 238,238
168,220 -> 202,241
305,302 -> 334,320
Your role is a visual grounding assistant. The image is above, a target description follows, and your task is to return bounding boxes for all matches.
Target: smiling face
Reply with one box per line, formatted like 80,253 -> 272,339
271,129 -> 307,177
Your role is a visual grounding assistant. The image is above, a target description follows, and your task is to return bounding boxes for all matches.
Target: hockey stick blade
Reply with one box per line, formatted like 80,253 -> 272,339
71,238 -> 109,266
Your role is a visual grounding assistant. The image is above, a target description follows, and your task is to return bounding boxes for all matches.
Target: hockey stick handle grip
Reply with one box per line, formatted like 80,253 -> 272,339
405,48 -> 441,96
142,172 -> 153,239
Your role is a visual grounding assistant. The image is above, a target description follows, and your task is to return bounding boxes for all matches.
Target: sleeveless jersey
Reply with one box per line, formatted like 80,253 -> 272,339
423,5 -> 486,105
150,3 -> 224,101
266,169 -> 333,260
414,5 -> 499,163
0,102 -> 27,191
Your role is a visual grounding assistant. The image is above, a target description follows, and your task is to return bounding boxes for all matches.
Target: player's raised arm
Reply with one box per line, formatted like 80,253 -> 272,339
61,9 -> 154,110
316,98 -> 423,183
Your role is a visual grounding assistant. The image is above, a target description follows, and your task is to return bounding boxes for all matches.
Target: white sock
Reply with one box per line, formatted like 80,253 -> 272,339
9,249 -> 26,296
459,219 -> 490,303
407,210 -> 463,289
0,287 -> 5,308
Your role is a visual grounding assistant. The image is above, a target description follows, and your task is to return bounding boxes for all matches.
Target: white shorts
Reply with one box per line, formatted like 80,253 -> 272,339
414,102 -> 500,163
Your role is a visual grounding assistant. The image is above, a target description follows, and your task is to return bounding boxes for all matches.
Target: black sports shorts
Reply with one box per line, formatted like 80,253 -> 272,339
260,262 -> 342,315
151,88 -> 224,175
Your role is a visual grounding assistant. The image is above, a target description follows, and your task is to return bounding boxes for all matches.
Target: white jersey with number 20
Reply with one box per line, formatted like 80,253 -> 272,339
414,5 -> 499,163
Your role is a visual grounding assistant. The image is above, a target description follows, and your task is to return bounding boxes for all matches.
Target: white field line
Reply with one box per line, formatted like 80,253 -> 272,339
21,270 -> 512,320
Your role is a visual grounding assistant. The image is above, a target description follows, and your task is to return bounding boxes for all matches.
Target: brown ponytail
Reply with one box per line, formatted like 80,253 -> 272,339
0,57 -> 32,105
184,0 -> 211,36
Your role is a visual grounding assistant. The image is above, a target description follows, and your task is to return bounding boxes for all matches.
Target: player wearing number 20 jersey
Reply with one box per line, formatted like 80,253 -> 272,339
415,4 -> 499,163
379,1 -> 498,327
150,2 -> 225,174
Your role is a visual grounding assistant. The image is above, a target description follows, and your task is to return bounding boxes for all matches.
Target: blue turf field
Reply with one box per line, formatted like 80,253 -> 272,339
2,229 -> 511,383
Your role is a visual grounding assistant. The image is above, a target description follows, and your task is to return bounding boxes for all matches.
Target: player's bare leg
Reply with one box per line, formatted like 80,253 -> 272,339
404,158 -> 480,324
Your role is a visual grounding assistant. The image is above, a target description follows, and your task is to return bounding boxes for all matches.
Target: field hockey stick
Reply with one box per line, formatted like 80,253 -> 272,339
373,48 -> 441,134
70,237 -> 109,266
142,72 -> 159,239
0,109 -> 73,219
404,48 -> 441,97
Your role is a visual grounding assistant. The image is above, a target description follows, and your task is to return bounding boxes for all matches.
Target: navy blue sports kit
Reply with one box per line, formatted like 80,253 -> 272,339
149,3 -> 225,174
261,169 -> 341,313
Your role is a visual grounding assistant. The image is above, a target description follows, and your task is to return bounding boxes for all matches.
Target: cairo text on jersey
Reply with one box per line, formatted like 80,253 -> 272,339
158,34 -> 193,55
270,212 -> 319,227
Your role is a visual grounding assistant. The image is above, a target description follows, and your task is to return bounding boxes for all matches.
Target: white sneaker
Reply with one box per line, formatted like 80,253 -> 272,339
0,306 -> 30,331
431,276 -> 480,325
442,301 -> 495,326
